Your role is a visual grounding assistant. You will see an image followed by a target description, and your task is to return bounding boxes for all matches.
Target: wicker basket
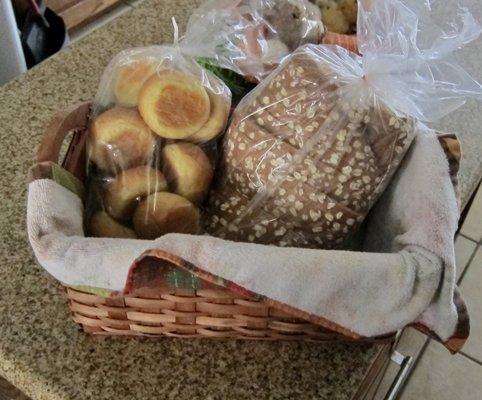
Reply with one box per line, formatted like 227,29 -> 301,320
33,101 -> 394,344
33,30 -> 390,343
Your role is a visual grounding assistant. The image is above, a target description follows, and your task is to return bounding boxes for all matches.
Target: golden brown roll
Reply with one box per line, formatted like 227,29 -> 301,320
321,4 -> 349,34
138,70 -> 210,139
340,0 -> 358,26
88,106 -> 156,174
162,143 -> 213,203
133,192 -> 200,239
114,61 -> 157,107
104,166 -> 168,221
188,90 -> 231,143
90,211 -> 137,239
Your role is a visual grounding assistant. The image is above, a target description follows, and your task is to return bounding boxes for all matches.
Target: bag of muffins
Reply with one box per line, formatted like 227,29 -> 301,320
206,0 -> 482,249
85,45 -> 231,239
180,0 -> 325,82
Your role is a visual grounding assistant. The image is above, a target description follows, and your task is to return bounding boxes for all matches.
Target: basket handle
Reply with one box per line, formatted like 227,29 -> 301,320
37,101 -> 91,164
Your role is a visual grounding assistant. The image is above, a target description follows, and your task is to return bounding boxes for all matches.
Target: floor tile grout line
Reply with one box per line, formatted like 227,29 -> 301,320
397,338 -> 482,398
459,351 -> 482,366
457,243 -> 480,285
457,232 -> 479,243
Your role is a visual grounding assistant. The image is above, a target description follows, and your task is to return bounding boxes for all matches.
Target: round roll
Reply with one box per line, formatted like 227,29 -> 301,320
340,0 -> 358,25
114,61 -> 157,107
90,211 -> 137,239
138,70 -> 210,139
104,166 -> 168,221
133,192 -> 200,239
321,4 -> 349,34
188,90 -> 230,143
162,142 -> 213,204
88,106 -> 156,174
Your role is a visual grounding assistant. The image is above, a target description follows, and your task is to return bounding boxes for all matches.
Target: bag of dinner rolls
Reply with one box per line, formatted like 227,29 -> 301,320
85,45 -> 231,239
181,0 -> 325,82
206,0 -> 482,249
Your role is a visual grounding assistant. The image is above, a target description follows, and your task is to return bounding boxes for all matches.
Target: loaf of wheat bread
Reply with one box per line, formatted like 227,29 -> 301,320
206,45 -> 414,249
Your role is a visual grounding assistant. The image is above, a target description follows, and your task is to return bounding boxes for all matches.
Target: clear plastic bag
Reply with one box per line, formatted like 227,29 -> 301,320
206,0 -> 482,249
181,0 -> 325,81
85,45 -> 232,240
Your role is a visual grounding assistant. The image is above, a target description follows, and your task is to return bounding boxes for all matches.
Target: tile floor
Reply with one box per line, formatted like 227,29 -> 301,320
394,185 -> 482,400
55,5 -> 482,399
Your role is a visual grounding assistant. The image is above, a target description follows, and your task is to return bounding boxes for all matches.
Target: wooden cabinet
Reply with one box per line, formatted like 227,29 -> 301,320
45,0 -> 123,30
0,375 -> 29,400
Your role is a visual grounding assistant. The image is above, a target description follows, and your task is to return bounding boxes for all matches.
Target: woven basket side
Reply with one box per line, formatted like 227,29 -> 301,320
66,287 -> 393,342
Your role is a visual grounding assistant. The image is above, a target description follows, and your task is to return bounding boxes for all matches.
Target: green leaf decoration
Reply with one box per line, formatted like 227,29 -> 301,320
70,285 -> 113,298
167,270 -> 200,290
195,57 -> 255,103
51,163 -> 85,199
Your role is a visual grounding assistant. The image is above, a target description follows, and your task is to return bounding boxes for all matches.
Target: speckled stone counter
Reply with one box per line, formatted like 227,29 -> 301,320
0,1 -> 381,399
0,0 -> 481,399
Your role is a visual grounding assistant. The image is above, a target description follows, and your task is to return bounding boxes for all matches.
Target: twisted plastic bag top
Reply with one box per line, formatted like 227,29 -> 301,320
180,0 -> 325,81
356,0 -> 482,122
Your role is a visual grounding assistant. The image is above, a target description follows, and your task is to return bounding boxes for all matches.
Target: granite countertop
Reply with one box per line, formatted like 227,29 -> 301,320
0,1 -> 380,399
0,1 -> 481,399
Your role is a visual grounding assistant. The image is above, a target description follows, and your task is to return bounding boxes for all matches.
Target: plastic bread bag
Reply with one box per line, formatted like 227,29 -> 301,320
85,42 -> 232,240
180,0 -> 325,82
205,0 -> 482,249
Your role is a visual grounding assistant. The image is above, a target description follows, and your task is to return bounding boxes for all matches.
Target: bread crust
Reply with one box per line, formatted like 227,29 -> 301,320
162,143 -> 213,204
88,106 -> 156,174
188,89 -> 230,143
90,211 -> 137,239
104,166 -> 168,221
133,192 -> 200,239
138,70 -> 210,139
114,61 -> 157,107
